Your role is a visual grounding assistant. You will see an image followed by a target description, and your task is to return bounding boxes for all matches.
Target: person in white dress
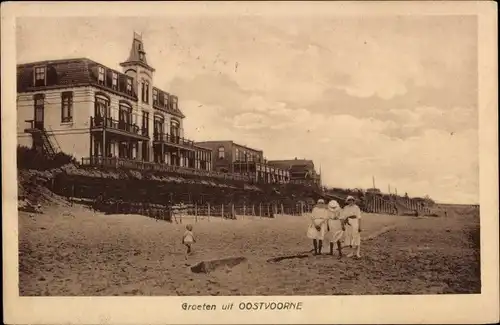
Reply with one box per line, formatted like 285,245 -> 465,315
326,200 -> 346,258
342,196 -> 363,258
182,224 -> 196,255
306,199 -> 329,255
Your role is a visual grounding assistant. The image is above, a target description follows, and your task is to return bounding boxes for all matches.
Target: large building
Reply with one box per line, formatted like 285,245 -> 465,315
16,33 -> 212,172
195,141 -> 290,184
268,158 -> 321,186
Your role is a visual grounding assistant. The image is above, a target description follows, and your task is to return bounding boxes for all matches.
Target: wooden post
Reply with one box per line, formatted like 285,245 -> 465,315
281,203 -> 284,215
267,204 -> 270,217
259,203 -> 262,218
232,204 -> 235,219
252,204 -> 255,216
243,204 -> 246,216
207,202 -> 210,222
221,204 -> 224,219
195,203 -> 198,223
300,202 -> 304,215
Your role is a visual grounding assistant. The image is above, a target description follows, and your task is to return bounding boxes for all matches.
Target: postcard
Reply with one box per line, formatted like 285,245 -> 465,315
2,1 -> 498,324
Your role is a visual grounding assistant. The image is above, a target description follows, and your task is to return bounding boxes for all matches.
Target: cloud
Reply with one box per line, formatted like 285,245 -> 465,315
16,16 -> 479,203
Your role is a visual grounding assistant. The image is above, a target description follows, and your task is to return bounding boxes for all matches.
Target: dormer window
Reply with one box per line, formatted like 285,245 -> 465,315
111,72 -> 118,90
153,89 -> 158,105
172,96 -> 178,110
163,93 -> 169,108
98,66 -> 105,85
34,66 -> 46,87
126,78 -> 132,94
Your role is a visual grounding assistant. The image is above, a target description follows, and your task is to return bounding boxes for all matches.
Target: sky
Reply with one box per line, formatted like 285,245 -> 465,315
16,15 -> 479,203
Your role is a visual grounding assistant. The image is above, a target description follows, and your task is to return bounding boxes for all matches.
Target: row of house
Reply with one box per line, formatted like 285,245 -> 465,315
16,32 -> 321,186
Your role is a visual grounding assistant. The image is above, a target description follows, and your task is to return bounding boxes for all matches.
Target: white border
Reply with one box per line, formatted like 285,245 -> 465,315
2,1 -> 498,324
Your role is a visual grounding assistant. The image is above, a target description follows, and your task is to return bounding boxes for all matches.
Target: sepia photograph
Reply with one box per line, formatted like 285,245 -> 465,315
2,1 -> 498,324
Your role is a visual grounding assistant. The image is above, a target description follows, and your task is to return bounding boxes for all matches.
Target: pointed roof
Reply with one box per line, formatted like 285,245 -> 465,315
120,32 -> 155,72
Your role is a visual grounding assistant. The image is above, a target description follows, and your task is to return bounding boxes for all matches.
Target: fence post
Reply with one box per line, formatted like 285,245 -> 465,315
300,202 -> 304,215
243,204 -> 246,217
252,204 -> 255,216
222,204 -> 224,220
207,202 -> 210,222
232,204 -> 235,219
259,203 -> 262,218
281,203 -> 284,215
195,203 -> 198,223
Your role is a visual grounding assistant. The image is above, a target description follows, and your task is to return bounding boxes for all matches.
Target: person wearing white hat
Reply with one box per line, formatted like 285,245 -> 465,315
342,195 -> 363,258
326,200 -> 346,258
306,198 -> 328,255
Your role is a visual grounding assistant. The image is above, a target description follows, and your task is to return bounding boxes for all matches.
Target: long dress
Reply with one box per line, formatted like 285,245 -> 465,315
342,204 -> 362,246
306,206 -> 328,240
325,209 -> 345,243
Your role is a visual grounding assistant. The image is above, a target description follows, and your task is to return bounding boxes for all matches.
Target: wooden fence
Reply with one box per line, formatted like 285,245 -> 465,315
88,198 -> 314,223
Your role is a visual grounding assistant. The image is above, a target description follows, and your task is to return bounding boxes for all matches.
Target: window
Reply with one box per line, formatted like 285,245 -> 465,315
33,94 -> 45,128
153,89 -> 158,105
218,146 -> 225,159
142,111 -> 149,134
172,96 -> 178,110
154,115 -> 164,136
170,119 -> 180,138
119,104 -> 132,123
34,66 -> 46,86
235,148 -> 239,161
163,93 -> 169,107
61,91 -> 73,123
94,95 -> 110,120
141,80 -> 150,103
126,78 -> 133,94
112,72 -> 118,90
98,66 -> 105,85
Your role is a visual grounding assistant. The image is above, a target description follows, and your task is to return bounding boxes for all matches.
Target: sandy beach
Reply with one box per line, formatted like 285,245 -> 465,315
19,204 -> 480,296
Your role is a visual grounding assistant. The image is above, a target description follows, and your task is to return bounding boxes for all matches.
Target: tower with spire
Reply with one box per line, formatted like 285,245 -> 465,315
120,32 -> 156,161
120,32 -> 155,73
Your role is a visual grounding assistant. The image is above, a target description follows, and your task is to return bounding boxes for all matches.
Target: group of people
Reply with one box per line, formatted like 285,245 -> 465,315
307,195 -> 362,259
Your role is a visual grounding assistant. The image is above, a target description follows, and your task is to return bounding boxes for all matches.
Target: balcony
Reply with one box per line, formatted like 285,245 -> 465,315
153,132 -> 196,151
90,117 -> 149,141
81,156 -> 250,182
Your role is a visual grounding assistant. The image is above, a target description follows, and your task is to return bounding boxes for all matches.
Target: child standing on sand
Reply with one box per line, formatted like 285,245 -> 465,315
326,200 -> 346,258
307,199 -> 329,255
342,196 -> 362,258
182,224 -> 196,255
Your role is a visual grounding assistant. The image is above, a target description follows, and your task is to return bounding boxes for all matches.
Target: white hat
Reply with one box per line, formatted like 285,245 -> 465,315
328,200 -> 340,211
317,199 -> 325,204
346,195 -> 355,202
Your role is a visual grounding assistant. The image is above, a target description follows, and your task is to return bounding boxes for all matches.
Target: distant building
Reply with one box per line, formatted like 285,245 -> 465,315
267,158 -> 321,186
16,32 -> 212,172
194,141 -> 290,184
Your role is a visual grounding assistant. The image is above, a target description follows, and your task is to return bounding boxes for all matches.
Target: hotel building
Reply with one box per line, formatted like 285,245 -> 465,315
194,141 -> 290,184
268,159 -> 321,186
16,33 -> 213,172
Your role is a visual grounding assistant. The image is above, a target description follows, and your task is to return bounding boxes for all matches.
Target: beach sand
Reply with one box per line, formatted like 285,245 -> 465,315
19,204 -> 480,295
